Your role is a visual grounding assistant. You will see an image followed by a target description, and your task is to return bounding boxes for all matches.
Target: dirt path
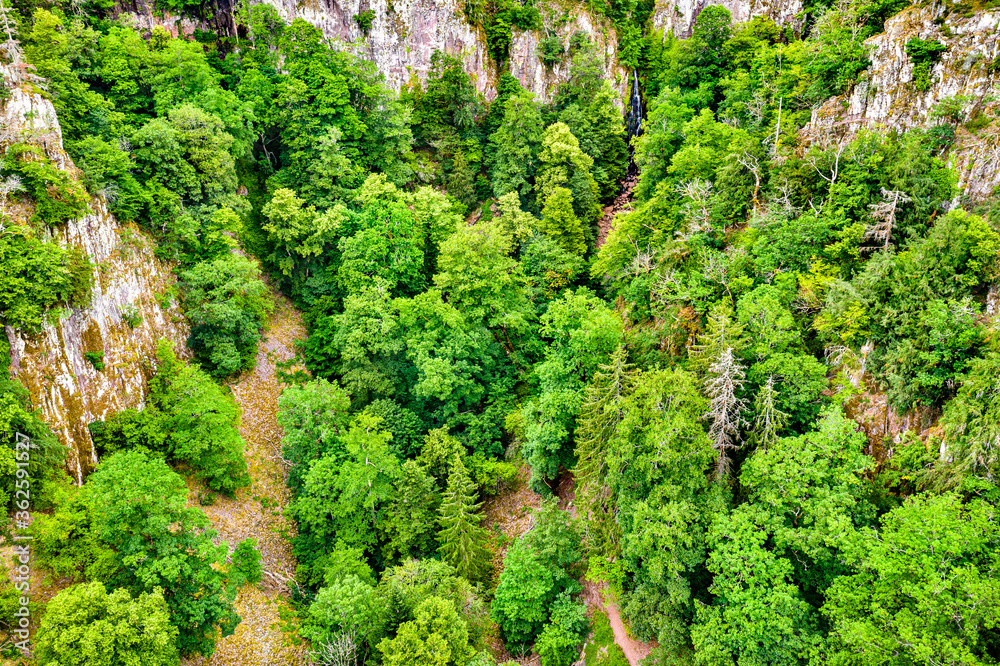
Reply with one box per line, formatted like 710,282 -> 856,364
557,474 -> 656,666
184,291 -> 309,666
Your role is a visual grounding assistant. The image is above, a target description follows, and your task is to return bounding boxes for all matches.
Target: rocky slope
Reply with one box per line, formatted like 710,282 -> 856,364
1,65 -> 189,483
803,4 -> 1000,200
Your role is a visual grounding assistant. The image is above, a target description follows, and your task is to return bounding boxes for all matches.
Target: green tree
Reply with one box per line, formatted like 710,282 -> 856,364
437,458 -> 491,581
540,187 -> 587,257
290,413 -> 401,561
535,122 -> 601,225
148,342 -> 250,493
378,596 -> 475,666
180,253 -> 271,377
487,93 -> 545,209
448,150 -> 477,213
88,451 -> 238,657
824,494 -> 1000,665
276,378 -> 352,495
35,582 -> 179,666
491,541 -> 559,645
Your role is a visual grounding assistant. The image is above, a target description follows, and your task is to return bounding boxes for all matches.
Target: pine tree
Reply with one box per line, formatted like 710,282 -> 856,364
689,299 -> 745,375
748,375 -> 787,451
437,457 -> 491,581
540,187 -> 587,256
573,344 -> 631,546
703,347 -> 748,478
448,150 -> 476,214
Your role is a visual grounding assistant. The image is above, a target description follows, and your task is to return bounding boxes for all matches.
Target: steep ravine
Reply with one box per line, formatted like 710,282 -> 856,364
185,289 -> 308,666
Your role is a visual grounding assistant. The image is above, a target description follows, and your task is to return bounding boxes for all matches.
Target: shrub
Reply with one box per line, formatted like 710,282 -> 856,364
230,538 -> 263,586
538,35 -> 564,67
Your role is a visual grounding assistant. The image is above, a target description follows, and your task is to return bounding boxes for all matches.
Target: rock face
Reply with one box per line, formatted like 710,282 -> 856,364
1,66 -> 189,483
122,0 -> 625,103
803,5 -> 1000,200
650,0 -> 802,37
508,0 -> 629,105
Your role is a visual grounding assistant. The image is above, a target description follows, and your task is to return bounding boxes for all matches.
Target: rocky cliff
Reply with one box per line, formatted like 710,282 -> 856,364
125,0 -> 627,104
1,65 -> 189,483
651,0 -> 802,37
803,4 -> 1000,201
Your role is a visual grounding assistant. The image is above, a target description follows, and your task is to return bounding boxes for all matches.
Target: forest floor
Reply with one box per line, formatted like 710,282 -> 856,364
184,290 -> 309,666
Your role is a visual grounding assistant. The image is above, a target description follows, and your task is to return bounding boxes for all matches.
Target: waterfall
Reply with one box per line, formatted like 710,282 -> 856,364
625,68 -> 644,174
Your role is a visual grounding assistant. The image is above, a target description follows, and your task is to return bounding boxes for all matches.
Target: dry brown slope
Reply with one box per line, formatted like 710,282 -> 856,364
184,291 -> 309,666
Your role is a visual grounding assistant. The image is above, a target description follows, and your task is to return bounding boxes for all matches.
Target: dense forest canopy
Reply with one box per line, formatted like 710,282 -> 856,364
2,0 -> 1000,664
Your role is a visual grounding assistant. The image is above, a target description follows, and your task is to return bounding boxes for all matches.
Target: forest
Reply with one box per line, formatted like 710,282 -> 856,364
1,0 -> 999,664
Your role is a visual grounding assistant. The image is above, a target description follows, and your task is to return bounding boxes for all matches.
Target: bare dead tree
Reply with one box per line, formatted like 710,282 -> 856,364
805,142 -> 846,185
675,178 -> 714,240
735,151 -> 763,214
863,187 -> 911,251
309,630 -> 360,666
703,347 -> 748,478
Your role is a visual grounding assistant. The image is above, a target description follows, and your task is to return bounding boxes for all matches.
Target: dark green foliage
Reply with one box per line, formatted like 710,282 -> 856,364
905,38 -> 947,91
538,35 -> 564,67
354,9 -> 375,34
83,351 -> 105,371
89,450 -> 239,657
181,253 -> 271,377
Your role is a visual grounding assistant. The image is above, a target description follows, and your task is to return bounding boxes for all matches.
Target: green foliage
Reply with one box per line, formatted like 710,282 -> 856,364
824,494 -> 1000,665
230,538 -> 263,587
378,596 -> 475,666
354,9 -> 375,34
4,144 -> 90,226
437,458 -> 492,581
538,35 -> 564,67
84,351 -> 105,371
180,253 -> 271,377
905,38 -> 947,92
289,412 -> 401,563
0,231 -> 93,330
88,450 -> 239,657
35,582 -> 179,666
522,289 -> 623,490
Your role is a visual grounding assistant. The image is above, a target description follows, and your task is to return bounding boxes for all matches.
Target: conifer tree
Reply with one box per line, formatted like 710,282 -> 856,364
540,187 -> 587,256
437,457 -> 491,581
573,344 -> 631,544
689,299 -> 745,375
448,150 -> 476,214
748,375 -> 787,451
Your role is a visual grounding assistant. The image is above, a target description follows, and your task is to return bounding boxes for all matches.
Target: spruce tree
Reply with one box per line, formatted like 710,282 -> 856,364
437,458 -> 491,581
573,344 -> 631,544
448,150 -> 476,214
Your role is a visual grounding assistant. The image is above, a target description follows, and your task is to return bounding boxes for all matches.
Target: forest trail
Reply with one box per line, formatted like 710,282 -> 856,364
556,474 -> 656,666
595,174 -> 638,250
184,290 -> 309,666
